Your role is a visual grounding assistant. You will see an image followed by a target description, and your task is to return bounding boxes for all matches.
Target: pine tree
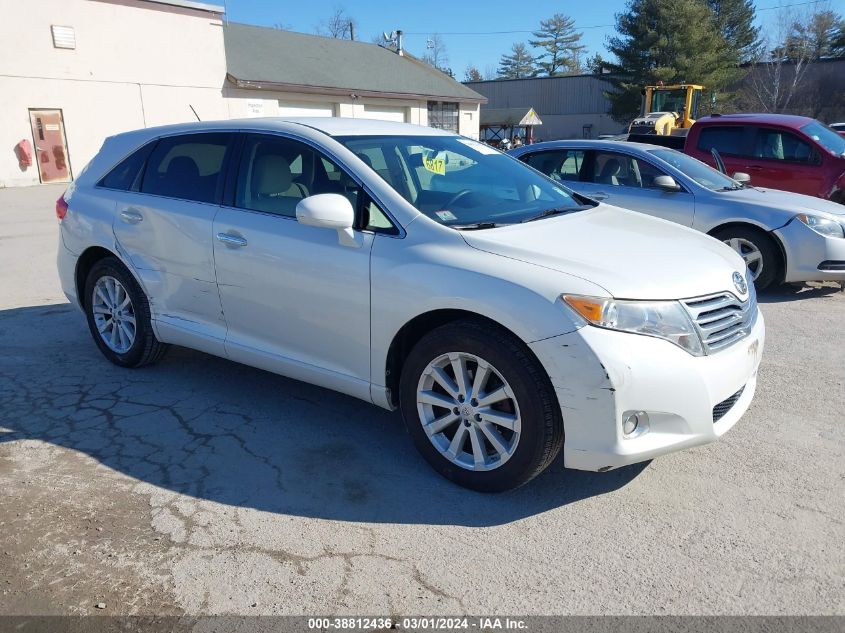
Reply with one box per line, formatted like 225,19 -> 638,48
498,43 -> 538,79
464,65 -> 484,82
708,0 -> 760,61
530,13 -> 586,76
784,9 -> 845,60
605,0 -> 740,122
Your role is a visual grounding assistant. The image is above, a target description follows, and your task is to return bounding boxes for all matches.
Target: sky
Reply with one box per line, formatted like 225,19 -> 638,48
221,0 -> 845,78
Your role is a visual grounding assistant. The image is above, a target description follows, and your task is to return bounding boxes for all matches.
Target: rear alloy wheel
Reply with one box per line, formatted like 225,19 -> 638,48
713,226 -> 779,291
399,319 -> 564,492
84,257 -> 169,368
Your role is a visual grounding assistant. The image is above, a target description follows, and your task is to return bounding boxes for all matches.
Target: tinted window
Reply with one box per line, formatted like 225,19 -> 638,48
235,136 -> 397,233
99,142 -> 155,191
752,129 -> 815,163
524,149 -> 585,182
140,133 -> 232,203
591,151 -> 668,188
697,126 -> 745,155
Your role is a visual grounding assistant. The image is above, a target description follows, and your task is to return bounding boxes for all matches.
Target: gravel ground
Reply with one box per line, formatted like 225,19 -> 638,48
0,184 -> 843,616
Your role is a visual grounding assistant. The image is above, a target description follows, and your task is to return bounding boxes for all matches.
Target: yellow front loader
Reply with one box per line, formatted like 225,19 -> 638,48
628,84 -> 704,136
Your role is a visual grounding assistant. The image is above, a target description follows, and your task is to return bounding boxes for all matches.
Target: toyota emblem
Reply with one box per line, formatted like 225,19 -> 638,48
733,271 -> 748,295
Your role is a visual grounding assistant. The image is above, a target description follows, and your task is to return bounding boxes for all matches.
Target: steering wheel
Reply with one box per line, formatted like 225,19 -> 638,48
443,189 -> 474,209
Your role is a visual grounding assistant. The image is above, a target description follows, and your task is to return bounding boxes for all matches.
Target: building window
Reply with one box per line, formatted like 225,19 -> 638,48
428,101 -> 459,133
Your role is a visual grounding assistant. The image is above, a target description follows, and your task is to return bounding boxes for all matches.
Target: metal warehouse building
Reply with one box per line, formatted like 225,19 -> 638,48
466,75 -> 623,142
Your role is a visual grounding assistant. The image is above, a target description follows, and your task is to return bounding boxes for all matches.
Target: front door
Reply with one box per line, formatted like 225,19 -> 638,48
29,109 -> 71,183
212,133 -> 374,400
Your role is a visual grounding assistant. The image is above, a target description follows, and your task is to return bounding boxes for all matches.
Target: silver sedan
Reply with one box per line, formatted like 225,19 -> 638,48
510,140 -> 845,290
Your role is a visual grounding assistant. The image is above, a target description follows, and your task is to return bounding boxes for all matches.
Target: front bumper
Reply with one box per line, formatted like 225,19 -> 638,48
774,219 -> 845,282
530,311 -> 765,472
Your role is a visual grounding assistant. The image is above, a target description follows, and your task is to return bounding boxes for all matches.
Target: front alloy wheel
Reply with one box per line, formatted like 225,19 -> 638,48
417,352 -> 521,472
399,319 -> 564,492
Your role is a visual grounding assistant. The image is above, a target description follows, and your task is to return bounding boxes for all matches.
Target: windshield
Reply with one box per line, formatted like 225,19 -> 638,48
651,89 -> 686,113
648,148 -> 741,191
801,121 -> 845,156
335,135 -> 592,227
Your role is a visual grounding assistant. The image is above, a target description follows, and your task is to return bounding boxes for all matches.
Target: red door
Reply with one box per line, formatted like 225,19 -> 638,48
743,127 -> 824,196
29,109 -> 71,183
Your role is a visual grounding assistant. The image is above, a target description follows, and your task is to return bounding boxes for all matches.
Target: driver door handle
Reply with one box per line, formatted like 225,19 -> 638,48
216,232 -> 248,247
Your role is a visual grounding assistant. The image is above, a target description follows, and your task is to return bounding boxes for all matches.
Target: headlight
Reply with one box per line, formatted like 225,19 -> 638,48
796,213 -> 845,238
563,295 -> 704,356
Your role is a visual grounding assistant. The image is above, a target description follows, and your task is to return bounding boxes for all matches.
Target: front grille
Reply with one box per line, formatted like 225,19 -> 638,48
682,290 -> 757,354
713,386 -> 745,423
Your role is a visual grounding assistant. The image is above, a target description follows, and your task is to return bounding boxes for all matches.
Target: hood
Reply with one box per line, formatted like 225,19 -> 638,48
460,205 -> 747,301
718,186 -> 845,218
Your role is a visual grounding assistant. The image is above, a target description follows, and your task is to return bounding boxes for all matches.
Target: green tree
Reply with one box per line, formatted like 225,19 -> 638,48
530,13 -> 586,76
707,0 -> 760,61
586,52 -> 607,74
784,9 -> 845,60
605,0 -> 740,122
498,43 -> 538,79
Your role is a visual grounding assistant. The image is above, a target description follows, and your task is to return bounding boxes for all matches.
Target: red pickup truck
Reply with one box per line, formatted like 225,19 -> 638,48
630,114 -> 845,204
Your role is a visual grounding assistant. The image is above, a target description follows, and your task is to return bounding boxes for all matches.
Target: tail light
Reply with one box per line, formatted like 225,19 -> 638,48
55,195 -> 68,221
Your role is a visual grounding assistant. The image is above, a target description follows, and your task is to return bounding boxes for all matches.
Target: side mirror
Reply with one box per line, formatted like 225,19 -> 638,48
653,175 -> 681,191
732,172 -> 751,184
296,193 -> 359,247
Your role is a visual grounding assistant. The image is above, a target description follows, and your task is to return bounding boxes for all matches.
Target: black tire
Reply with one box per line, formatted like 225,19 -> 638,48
83,256 -> 169,368
399,319 -> 564,492
711,226 -> 780,291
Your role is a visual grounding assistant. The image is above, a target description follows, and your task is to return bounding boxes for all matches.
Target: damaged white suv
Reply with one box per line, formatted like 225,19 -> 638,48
57,118 -> 764,491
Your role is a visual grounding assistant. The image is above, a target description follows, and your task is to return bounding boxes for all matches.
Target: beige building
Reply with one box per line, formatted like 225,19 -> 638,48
0,0 -> 484,188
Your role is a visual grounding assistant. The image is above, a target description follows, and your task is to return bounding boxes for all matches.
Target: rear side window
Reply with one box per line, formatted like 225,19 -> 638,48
140,133 -> 233,203
697,126 -> 745,156
524,149 -> 585,182
98,142 -> 155,191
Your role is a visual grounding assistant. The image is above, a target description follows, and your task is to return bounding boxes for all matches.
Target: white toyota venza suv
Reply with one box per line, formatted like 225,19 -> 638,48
56,118 -> 765,491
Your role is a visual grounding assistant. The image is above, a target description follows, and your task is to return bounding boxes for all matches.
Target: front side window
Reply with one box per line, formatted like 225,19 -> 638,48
648,148 -> 740,191
336,135 -> 591,227
590,151 -> 671,189
140,133 -> 232,203
236,135 -> 359,218
524,149 -> 586,182
234,135 -> 397,234
752,128 -> 815,163
697,126 -> 745,156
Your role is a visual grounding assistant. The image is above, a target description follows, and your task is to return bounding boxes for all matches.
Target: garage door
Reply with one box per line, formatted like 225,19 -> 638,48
278,102 -> 335,117
362,105 -> 407,122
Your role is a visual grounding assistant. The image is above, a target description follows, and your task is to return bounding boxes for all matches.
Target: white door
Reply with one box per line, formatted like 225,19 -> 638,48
362,105 -> 407,122
112,132 -> 235,354
212,133 -> 374,399
277,102 -> 335,117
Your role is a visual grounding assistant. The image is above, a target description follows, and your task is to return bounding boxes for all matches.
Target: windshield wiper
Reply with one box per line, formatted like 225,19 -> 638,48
450,222 -> 503,230
521,206 -> 584,223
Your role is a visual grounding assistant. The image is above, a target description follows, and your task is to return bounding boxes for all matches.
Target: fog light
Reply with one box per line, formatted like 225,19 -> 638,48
622,411 -> 649,437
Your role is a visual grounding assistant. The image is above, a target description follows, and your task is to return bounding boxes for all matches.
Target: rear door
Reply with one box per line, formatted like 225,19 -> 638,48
110,132 -> 235,354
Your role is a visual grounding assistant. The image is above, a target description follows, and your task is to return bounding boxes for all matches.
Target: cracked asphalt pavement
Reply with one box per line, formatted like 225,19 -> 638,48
1,185 -> 843,616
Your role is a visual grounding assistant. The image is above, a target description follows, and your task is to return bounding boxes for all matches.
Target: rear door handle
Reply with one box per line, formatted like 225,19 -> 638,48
216,232 -> 247,247
120,209 -> 143,224
591,192 -> 609,200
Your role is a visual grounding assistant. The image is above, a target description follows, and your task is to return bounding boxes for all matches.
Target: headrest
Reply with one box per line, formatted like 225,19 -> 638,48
253,154 -> 292,195
166,156 -> 199,181
600,158 -> 621,177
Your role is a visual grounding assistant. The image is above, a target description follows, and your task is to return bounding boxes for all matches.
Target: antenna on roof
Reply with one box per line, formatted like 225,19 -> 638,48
382,30 -> 404,55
